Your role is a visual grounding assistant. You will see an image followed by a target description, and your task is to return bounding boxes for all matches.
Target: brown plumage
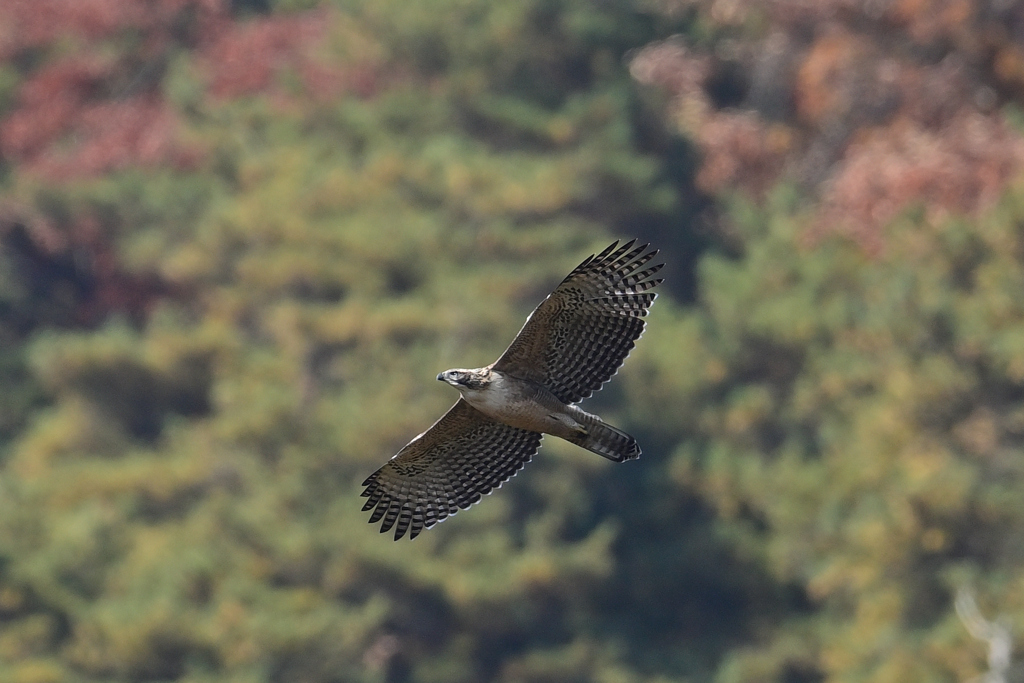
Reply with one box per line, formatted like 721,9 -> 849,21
361,240 -> 663,539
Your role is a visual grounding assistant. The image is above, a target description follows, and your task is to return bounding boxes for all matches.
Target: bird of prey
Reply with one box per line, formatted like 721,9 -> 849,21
361,240 -> 663,539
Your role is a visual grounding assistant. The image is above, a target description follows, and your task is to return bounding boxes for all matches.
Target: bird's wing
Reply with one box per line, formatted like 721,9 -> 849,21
360,399 -> 543,540
492,240 -> 663,404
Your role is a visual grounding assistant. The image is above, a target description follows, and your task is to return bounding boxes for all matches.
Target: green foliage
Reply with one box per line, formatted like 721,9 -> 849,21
625,185 -> 1024,682
3,0 -> 1024,682
0,1 -> 702,682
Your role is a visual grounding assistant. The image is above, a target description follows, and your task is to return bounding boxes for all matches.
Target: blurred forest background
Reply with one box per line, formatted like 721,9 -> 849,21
1,0 -> 1023,681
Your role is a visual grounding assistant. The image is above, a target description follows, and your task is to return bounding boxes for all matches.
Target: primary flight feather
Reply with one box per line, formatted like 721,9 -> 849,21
361,240 -> 663,539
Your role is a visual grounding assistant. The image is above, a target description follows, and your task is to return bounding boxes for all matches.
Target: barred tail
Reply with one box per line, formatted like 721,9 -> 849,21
566,410 -> 641,463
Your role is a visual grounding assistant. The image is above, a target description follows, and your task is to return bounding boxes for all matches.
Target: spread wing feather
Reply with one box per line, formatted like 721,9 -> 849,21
492,239 -> 663,404
360,399 -> 543,540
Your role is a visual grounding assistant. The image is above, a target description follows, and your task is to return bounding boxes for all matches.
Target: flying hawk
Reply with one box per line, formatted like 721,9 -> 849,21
361,240 -> 663,539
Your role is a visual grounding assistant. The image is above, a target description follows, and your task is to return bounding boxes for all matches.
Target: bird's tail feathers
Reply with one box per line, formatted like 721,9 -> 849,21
567,411 -> 640,463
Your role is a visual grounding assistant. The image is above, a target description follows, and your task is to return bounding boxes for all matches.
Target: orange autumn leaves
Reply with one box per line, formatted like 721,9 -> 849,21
631,0 -> 1024,251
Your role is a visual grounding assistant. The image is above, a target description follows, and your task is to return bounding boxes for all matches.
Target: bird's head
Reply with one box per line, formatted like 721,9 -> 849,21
437,368 -> 491,391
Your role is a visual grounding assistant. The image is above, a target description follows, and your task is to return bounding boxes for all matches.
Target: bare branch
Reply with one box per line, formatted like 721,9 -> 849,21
956,587 -> 1012,683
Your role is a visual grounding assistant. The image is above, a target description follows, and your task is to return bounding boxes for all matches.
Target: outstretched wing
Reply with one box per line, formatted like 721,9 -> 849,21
492,240 -> 663,404
360,399 -> 543,540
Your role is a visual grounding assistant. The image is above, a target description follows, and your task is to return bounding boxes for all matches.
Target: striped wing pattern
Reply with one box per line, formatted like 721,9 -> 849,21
493,240 -> 663,404
361,399 -> 543,540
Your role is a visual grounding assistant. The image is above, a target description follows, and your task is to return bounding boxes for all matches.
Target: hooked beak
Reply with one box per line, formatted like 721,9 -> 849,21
436,372 -> 445,382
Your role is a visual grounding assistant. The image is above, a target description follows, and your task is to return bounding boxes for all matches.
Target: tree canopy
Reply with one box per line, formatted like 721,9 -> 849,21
0,1 -> 1022,682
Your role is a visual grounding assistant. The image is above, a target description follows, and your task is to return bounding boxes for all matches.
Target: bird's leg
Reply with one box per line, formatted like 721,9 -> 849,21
548,412 -> 589,437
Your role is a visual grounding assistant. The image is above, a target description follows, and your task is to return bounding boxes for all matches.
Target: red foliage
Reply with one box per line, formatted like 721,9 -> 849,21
0,0 -> 136,58
0,1 -> 372,181
0,0 -> 226,59
0,55 -> 200,179
814,112 -> 1024,252
0,0 -> 228,179
200,11 -> 348,100
695,113 -> 792,198
630,39 -> 792,198
12,95 -> 198,180
0,57 -> 110,161
634,0 -> 1024,250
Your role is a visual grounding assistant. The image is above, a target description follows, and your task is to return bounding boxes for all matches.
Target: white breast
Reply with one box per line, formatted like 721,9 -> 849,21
460,372 -> 513,418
